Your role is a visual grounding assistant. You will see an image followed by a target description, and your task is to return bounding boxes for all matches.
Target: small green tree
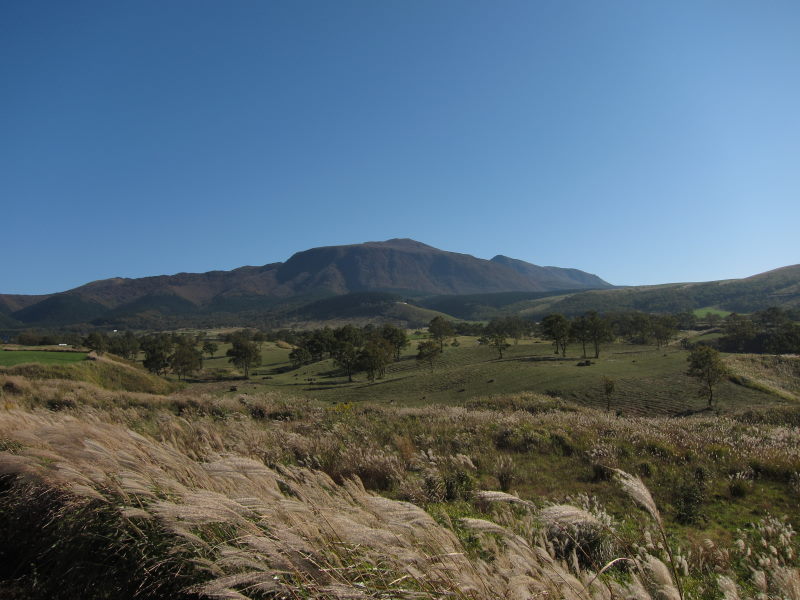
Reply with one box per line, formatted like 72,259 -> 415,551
380,324 -> 409,361
84,331 -> 109,354
416,340 -> 441,371
358,337 -> 394,381
202,341 -> 218,359
141,334 -> 173,375
686,346 -> 728,408
651,315 -> 677,349
602,376 -> 615,412
333,342 -> 360,382
586,311 -> 613,358
428,316 -> 455,351
571,315 -> 591,358
226,337 -> 262,378
170,338 -> 203,380
541,314 -> 570,357
289,346 -> 312,368
489,332 -> 510,359
109,331 -> 139,360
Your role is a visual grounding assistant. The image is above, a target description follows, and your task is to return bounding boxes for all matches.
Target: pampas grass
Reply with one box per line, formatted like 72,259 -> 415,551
1,378 -> 799,599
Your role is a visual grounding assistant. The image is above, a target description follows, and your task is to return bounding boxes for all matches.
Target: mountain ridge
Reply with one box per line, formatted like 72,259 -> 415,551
0,239 -> 611,327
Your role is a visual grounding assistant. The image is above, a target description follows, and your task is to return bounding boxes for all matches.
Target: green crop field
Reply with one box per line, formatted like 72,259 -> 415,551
0,350 -> 88,366
186,337 -> 783,416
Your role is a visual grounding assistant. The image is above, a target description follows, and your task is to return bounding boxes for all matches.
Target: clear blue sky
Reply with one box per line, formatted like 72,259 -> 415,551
2,1 -> 798,294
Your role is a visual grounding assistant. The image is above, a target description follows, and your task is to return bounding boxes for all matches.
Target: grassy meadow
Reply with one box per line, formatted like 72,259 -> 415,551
194,336 -> 784,416
0,349 -> 88,366
1,332 -> 799,599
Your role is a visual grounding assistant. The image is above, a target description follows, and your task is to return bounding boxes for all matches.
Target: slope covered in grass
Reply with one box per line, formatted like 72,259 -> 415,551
1,378 -> 799,598
0,354 -> 179,395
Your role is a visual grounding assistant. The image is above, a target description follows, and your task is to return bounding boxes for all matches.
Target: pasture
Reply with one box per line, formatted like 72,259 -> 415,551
189,337 -> 782,415
0,349 -> 88,366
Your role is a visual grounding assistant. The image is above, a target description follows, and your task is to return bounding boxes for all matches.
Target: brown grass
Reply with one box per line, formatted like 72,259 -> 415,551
0,378 -> 798,598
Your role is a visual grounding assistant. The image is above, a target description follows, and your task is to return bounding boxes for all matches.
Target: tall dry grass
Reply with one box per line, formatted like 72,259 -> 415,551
0,377 -> 798,598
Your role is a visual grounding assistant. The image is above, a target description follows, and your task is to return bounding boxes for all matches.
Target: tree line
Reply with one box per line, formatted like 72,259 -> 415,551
285,324 -> 409,382
716,307 -> 800,354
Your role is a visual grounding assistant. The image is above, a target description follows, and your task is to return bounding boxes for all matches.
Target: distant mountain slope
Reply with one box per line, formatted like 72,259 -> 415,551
490,255 -> 609,290
516,264 -> 800,318
0,239 -> 610,328
275,238 -> 611,295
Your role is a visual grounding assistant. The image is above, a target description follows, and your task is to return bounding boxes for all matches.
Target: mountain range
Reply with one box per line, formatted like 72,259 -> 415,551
0,239 -> 611,328
2,239 -> 797,330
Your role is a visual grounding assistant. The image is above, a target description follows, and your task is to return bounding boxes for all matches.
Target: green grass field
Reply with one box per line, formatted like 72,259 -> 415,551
187,337 -> 783,416
0,350 -> 88,366
693,306 -> 732,318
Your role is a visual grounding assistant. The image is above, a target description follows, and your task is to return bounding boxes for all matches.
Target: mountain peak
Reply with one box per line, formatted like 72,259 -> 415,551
1,239 -> 614,327
362,238 -> 437,251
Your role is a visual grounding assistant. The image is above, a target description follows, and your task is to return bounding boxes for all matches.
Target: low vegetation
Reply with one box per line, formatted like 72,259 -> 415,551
1,375 -> 799,598
0,353 -> 180,395
1,306 -> 798,598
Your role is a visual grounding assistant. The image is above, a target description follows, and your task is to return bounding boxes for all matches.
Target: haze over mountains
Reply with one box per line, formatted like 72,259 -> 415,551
0,239 -> 610,328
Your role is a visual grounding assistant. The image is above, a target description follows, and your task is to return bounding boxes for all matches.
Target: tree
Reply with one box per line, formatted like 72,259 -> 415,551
686,346 -> 728,408
358,337 -> 394,381
334,325 -> 364,348
252,330 -> 267,348
380,324 -> 409,361
317,327 -> 338,358
202,341 -> 218,359
109,331 -> 139,360
303,333 -> 327,362
416,340 -> 441,371
488,332 -> 510,359
333,342 -> 360,382
170,337 -> 203,380
289,346 -> 312,368
141,334 -> 173,375
226,337 -> 262,378
428,316 -> 454,351
586,311 -> 613,358
84,331 -> 109,354
651,315 -> 677,349
540,314 -> 570,357
570,315 -> 591,358
602,376 -> 615,412
627,312 -> 653,344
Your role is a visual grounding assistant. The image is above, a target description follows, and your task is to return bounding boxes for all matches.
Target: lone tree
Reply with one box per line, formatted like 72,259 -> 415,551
202,341 -> 218,359
602,376 -> 615,412
484,320 -> 512,358
686,346 -> 728,408
416,340 -> 441,371
488,332 -> 511,359
428,316 -> 455,351
226,336 -> 262,378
